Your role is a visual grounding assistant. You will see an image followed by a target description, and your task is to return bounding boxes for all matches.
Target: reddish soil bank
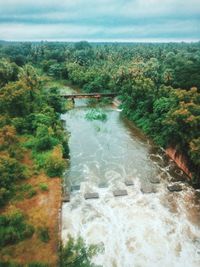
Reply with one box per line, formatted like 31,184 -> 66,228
166,147 -> 192,178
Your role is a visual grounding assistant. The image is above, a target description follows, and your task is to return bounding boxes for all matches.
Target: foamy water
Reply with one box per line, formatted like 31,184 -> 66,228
61,101 -> 200,267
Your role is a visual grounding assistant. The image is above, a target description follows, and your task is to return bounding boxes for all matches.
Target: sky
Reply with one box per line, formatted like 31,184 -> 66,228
0,0 -> 200,42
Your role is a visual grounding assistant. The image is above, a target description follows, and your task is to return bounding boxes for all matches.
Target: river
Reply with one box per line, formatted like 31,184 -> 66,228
61,100 -> 200,267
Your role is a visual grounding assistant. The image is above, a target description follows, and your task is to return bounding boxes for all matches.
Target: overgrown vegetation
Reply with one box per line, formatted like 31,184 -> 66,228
0,43 -> 70,265
0,210 -> 34,248
37,226 -> 50,243
85,109 -> 107,121
0,62 -> 69,204
60,236 -> 102,267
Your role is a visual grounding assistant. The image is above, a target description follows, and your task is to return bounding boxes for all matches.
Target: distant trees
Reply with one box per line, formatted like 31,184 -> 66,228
0,59 -> 19,87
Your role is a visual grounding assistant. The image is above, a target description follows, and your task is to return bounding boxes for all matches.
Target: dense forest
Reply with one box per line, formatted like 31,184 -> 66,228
0,40 -> 200,265
1,40 -> 199,181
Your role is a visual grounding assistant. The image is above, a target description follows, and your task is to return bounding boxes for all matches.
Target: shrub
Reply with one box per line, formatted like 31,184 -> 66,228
32,113 -> 54,129
12,117 -> 29,134
0,262 -> 21,267
60,236 -> 102,267
34,125 -> 59,152
0,125 -> 23,159
28,263 -> 49,267
39,183 -> 49,192
27,188 -> 37,198
0,115 -> 10,128
14,184 -> 37,201
37,226 -> 50,243
32,150 -> 51,169
0,187 -> 10,206
0,210 -> 34,247
85,109 -> 107,121
45,146 -> 66,177
47,88 -> 65,113
0,154 -> 26,205
62,139 -> 70,159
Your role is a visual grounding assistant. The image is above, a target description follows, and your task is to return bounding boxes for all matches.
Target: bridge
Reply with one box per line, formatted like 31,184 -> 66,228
60,92 -> 117,99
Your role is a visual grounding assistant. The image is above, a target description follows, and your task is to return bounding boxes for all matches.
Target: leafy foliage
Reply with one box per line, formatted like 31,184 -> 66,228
0,210 -> 34,247
37,226 -> 50,243
45,146 -> 67,177
0,154 -> 26,205
85,109 -> 107,121
60,236 -> 102,267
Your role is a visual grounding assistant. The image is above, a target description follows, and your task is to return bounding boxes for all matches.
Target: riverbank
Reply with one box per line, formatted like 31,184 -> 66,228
0,75 -> 69,266
166,147 -> 192,179
0,151 -> 62,265
112,98 -> 194,184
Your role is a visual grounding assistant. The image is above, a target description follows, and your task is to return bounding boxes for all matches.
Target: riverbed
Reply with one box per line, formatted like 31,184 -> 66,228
61,100 -> 200,267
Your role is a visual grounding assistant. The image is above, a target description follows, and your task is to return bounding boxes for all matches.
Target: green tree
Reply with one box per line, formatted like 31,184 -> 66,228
60,236 -> 101,267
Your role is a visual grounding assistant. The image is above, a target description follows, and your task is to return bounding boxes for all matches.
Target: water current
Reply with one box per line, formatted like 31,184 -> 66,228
61,100 -> 200,267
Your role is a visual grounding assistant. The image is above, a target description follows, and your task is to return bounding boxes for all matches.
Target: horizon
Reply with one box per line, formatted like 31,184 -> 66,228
1,39 -> 200,44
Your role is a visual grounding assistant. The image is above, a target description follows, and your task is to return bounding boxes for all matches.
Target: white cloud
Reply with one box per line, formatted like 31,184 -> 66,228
0,0 -> 199,41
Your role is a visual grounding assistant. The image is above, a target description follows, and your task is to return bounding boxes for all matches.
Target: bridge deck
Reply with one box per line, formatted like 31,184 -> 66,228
60,93 -> 117,99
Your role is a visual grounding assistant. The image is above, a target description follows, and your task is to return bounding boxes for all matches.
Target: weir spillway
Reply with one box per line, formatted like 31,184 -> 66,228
61,99 -> 200,267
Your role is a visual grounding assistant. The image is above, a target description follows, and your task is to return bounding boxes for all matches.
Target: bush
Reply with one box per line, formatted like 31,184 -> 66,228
28,263 -> 49,267
14,184 -> 37,201
0,210 -> 34,247
27,188 -> 37,198
45,146 -> 66,177
32,113 -> 54,129
0,262 -> 49,267
0,154 -> 26,205
47,87 -> 65,113
0,262 -> 21,267
62,139 -> 70,159
12,117 -> 29,134
37,226 -> 50,243
32,150 -> 51,169
39,183 -> 49,192
60,236 -> 102,267
85,109 -> 107,121
0,187 -> 10,206
34,125 -> 59,152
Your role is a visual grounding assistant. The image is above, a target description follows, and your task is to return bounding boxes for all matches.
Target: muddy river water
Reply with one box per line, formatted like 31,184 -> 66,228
61,100 -> 200,267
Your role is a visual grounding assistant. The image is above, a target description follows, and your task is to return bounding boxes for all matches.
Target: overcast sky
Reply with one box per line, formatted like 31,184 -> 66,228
0,0 -> 199,42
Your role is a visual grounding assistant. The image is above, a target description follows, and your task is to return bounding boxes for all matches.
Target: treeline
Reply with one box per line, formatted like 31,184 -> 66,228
0,40 -> 200,184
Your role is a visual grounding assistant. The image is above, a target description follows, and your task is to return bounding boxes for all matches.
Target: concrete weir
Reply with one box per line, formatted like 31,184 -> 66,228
98,183 -> 108,188
62,192 -> 70,202
125,180 -> 134,186
71,185 -> 81,191
113,190 -> 128,197
84,193 -> 99,200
